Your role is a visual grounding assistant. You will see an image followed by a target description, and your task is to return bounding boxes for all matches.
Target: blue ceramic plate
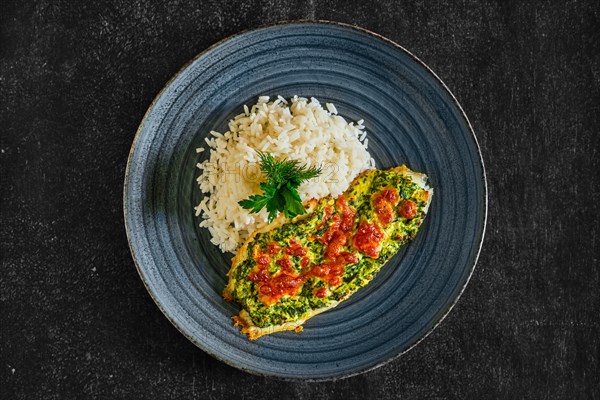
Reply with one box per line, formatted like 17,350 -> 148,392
124,21 -> 486,380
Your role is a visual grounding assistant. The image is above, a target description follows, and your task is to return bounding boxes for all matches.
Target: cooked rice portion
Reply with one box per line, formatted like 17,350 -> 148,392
195,96 -> 374,253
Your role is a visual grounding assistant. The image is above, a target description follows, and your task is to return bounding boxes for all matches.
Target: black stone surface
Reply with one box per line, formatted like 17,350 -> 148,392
1,1 -> 599,398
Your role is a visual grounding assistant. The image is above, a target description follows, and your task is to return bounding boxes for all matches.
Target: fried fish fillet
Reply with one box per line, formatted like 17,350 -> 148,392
223,165 -> 432,339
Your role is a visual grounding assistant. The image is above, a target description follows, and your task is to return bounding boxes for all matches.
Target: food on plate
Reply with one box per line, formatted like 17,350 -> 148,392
194,96 -> 433,339
195,96 -> 374,253
223,165 -> 432,339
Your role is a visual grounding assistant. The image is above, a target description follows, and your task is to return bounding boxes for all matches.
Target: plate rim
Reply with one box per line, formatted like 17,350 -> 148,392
123,19 -> 488,381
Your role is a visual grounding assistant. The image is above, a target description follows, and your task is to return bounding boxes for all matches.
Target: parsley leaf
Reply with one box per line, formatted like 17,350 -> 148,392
237,194 -> 270,214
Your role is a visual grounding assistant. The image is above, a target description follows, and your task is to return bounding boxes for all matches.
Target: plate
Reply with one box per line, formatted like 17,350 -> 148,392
124,21 -> 487,380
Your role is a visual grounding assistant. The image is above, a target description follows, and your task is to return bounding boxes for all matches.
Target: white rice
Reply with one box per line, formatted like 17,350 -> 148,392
195,96 -> 375,253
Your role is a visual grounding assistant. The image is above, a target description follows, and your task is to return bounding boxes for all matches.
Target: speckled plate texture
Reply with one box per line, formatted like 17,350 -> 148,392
123,21 -> 487,380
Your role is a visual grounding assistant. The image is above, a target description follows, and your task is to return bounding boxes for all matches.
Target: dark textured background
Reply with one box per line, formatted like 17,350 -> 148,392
1,1 -> 599,399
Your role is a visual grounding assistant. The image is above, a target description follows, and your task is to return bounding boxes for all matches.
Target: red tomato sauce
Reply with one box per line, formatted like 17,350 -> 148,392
398,200 -> 417,219
284,238 -> 308,256
352,221 -> 384,258
266,242 -> 280,255
372,187 -> 399,226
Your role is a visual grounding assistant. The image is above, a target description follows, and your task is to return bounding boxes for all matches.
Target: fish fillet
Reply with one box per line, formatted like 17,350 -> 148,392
223,165 -> 432,339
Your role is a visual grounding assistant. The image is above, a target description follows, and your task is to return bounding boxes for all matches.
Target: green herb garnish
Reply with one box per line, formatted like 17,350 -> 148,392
238,152 -> 322,222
